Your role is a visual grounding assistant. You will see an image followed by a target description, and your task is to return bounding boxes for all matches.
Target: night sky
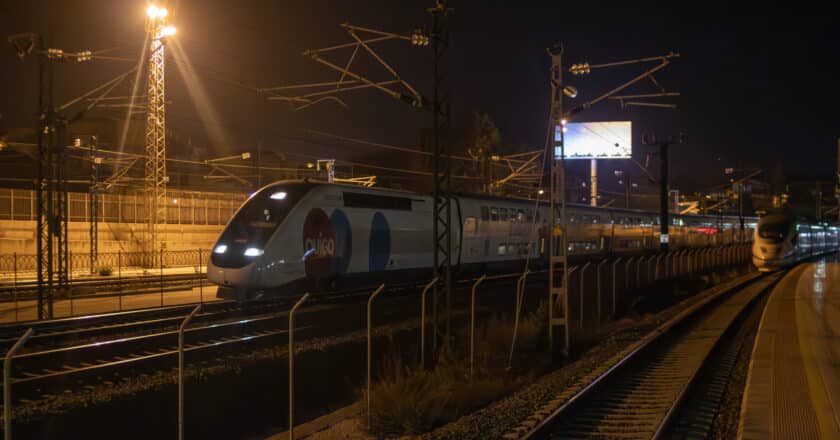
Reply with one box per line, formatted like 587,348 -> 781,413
1,1 -> 838,195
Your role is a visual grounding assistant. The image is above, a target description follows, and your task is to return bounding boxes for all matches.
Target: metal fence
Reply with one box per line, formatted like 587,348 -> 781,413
0,249 -> 209,280
0,188 -> 246,225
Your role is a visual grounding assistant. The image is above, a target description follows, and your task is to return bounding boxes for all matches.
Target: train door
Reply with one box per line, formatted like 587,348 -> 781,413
461,202 -> 484,262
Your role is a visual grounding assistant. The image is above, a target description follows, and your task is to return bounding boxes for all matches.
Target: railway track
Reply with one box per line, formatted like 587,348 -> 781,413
0,270 -> 543,402
0,268 -> 540,351
523,270 -> 783,440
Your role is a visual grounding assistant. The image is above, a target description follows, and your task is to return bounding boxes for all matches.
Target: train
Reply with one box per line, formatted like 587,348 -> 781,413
207,180 -> 759,299
751,213 -> 840,271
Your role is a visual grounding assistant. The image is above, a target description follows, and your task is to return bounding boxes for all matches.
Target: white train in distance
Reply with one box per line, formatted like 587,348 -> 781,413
751,213 -> 840,271
208,180 -> 758,299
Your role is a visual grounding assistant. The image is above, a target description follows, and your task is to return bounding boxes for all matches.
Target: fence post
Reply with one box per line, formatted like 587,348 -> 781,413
198,249 -> 204,304
611,257 -> 622,318
635,257 -> 642,288
469,274 -> 486,381
4,328 -> 33,440
420,277 -> 438,368
13,253 -> 18,322
118,251 -> 122,311
578,263 -> 591,329
288,293 -> 310,440
508,270 -> 530,370
178,304 -> 201,440
366,284 -> 386,428
69,251 -> 74,317
596,259 -> 608,326
160,248 -> 164,307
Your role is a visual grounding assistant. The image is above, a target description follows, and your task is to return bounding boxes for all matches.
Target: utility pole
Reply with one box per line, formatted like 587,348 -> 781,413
835,138 -> 840,220
644,133 -> 678,251
8,34 -> 89,319
145,6 -> 175,265
659,140 -> 669,251
547,43 -> 570,354
816,181 -> 821,220
738,181 -> 744,241
429,0 -> 453,346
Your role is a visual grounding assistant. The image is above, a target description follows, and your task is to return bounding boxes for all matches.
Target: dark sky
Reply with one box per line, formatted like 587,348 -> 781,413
1,0 -> 838,194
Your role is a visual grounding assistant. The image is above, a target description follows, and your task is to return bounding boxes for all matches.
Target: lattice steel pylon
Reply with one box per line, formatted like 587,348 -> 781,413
429,0 -> 453,346
145,10 -> 171,263
546,45 -> 570,354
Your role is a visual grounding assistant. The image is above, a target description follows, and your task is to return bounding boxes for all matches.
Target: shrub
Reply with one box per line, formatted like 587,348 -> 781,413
369,358 -> 512,437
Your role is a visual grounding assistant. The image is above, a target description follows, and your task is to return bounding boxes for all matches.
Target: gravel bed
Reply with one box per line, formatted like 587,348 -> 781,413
422,269 -> 754,440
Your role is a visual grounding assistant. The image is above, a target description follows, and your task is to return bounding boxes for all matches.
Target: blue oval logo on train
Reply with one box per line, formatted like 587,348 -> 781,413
368,212 -> 391,271
329,209 -> 352,273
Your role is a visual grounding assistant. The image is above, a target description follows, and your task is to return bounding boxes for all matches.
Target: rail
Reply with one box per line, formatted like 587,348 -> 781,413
521,270 -> 778,439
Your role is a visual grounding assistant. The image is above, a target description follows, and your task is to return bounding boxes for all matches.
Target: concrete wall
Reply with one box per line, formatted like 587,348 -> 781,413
0,220 -> 225,255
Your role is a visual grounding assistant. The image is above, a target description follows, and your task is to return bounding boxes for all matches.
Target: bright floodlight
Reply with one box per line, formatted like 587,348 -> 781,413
160,25 -> 177,37
270,191 -> 287,200
146,5 -> 167,18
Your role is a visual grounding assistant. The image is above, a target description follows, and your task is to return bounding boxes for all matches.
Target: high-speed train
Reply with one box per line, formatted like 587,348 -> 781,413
208,180 -> 756,299
752,213 -> 840,271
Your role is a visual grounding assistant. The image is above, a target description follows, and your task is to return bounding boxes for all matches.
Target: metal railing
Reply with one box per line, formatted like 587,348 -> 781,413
0,248 -> 213,324
0,249 -> 209,280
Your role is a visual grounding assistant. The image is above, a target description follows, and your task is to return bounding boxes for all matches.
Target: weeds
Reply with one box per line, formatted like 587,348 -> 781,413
368,302 -> 548,438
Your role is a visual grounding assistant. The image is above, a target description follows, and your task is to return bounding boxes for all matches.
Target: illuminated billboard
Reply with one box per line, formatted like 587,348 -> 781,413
554,121 -> 632,160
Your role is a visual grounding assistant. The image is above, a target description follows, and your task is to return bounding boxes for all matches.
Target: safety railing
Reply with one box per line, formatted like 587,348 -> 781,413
0,248 -> 214,324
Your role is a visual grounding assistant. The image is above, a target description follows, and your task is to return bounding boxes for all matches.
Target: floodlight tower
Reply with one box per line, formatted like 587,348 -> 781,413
145,5 -> 175,261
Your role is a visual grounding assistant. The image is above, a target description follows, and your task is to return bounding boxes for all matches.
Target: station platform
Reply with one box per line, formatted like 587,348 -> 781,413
739,260 -> 840,439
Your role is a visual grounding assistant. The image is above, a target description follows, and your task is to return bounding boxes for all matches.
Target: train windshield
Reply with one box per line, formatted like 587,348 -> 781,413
211,182 -> 313,268
758,217 -> 790,242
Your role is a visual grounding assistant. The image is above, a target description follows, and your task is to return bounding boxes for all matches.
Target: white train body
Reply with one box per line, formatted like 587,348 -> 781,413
752,213 -> 839,271
208,180 -> 759,298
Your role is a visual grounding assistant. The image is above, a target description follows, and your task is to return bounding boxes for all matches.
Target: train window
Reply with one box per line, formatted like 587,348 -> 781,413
464,217 -> 477,235
526,209 -> 534,222
343,192 -> 412,211
498,243 -> 506,255
480,206 -> 490,221
592,215 -> 600,224
516,209 -> 526,222
490,207 -> 499,221
569,215 -> 577,224
500,208 -> 509,221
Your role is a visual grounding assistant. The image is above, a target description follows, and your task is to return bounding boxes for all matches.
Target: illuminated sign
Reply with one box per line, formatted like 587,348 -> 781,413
555,121 -> 632,160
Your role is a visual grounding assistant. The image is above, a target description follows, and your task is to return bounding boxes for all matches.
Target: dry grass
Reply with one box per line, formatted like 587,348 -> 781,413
368,302 -> 548,438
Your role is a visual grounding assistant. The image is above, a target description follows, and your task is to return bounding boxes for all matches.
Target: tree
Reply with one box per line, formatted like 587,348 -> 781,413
464,112 -> 501,191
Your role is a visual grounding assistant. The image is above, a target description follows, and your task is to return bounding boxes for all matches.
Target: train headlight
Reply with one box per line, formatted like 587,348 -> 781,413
213,244 -> 228,254
244,247 -> 264,257
270,191 -> 287,200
